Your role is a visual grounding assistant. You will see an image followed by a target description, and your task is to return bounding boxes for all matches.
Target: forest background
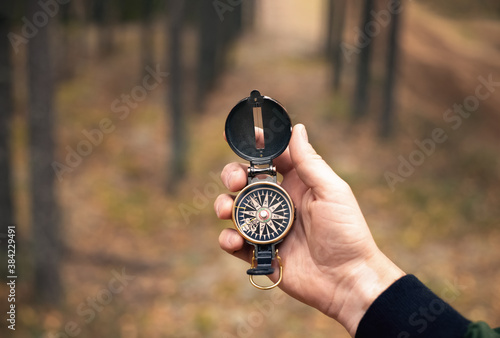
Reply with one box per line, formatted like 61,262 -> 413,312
0,0 -> 500,337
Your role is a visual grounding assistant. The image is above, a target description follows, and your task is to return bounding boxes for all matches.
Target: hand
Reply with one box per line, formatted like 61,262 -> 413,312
214,124 -> 405,336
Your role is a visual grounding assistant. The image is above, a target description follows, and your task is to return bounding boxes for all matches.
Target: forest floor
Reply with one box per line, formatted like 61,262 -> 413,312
3,1 -> 500,337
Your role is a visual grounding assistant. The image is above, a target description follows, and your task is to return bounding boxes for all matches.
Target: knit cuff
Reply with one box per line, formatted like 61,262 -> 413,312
355,274 -> 470,338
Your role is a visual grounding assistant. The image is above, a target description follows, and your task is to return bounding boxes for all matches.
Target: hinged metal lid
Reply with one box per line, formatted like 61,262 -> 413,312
225,90 -> 292,165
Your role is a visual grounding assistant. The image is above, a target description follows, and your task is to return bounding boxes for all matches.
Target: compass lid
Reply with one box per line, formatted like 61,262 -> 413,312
225,90 -> 292,164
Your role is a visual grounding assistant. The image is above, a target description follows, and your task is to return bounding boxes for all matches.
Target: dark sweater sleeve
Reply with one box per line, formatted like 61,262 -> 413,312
355,274 -> 471,338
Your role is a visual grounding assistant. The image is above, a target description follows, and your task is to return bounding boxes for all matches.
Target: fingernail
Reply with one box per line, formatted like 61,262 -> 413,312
215,203 -> 220,218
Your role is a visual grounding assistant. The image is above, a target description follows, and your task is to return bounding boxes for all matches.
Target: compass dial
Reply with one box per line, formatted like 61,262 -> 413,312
233,182 -> 294,244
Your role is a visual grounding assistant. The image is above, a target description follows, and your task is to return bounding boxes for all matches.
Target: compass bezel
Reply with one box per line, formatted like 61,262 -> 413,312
232,181 -> 295,245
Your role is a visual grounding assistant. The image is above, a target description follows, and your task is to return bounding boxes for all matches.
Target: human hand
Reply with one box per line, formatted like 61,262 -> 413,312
214,124 -> 405,336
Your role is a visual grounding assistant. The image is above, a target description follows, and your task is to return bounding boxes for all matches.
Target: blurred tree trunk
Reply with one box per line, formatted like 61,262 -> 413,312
56,1 -> 74,81
141,0 -> 155,74
228,1 -> 243,42
352,0 -> 374,119
243,0 -> 256,30
324,0 -> 335,59
27,0 -> 62,304
167,0 -> 186,194
217,2 -> 241,75
0,3 -> 14,255
93,0 -> 114,57
196,1 -> 247,109
331,0 -> 346,91
380,1 -> 402,138
196,0 -> 219,109
325,0 -> 347,90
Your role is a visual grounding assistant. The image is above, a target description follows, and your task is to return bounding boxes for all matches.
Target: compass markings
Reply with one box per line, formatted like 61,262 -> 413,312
269,198 -> 283,212
269,193 -> 277,208
259,222 -> 266,235
235,186 -> 293,242
249,196 -> 261,209
268,220 -> 278,234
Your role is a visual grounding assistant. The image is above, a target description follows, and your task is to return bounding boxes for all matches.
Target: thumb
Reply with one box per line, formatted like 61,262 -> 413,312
289,124 -> 347,199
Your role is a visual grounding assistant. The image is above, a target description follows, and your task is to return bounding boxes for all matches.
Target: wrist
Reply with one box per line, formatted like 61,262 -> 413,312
333,251 -> 405,336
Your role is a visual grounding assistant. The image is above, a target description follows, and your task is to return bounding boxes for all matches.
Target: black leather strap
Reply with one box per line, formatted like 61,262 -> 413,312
247,244 -> 275,275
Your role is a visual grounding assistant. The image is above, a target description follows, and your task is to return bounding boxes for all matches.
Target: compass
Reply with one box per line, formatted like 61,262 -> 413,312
233,182 -> 294,244
225,90 -> 295,290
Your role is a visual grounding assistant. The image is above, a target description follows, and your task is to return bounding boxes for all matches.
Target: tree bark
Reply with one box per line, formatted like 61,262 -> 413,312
55,1 -> 74,81
27,0 -> 62,304
141,0 -> 155,74
167,0 -> 186,194
380,1 -> 402,138
332,0 -> 347,91
0,3 -> 14,256
242,0 -> 256,30
196,0 -> 219,109
325,0 -> 335,59
93,0 -> 114,57
352,0 -> 374,119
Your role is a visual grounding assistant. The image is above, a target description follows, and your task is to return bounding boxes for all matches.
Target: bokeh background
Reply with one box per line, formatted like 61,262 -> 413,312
1,0 -> 500,337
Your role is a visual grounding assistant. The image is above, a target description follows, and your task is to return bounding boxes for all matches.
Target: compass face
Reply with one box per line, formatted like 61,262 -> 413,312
233,182 -> 294,244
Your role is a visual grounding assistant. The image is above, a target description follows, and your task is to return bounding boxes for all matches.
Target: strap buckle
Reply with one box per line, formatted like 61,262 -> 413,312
249,249 -> 283,290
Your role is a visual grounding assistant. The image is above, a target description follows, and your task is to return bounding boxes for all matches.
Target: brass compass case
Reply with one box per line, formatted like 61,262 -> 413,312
225,90 -> 295,290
